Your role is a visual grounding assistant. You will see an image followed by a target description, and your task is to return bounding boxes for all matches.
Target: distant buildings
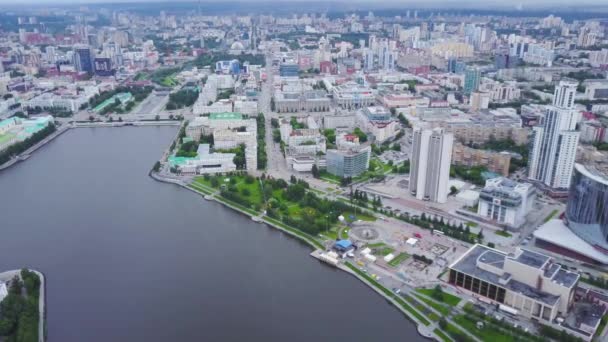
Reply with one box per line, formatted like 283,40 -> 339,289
72,46 -> 94,74
528,80 -> 580,191
331,82 -> 375,109
463,67 -> 480,95
409,127 -> 453,203
583,79 -> 608,100
477,177 -> 535,227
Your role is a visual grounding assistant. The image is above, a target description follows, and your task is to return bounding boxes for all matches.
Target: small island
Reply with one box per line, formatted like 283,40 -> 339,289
0,269 -> 45,342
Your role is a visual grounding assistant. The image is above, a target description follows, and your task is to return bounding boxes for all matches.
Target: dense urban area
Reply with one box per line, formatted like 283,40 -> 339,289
2,2 -> 608,342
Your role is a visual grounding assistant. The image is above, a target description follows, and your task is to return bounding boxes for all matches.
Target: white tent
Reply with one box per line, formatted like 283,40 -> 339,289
406,238 -> 418,246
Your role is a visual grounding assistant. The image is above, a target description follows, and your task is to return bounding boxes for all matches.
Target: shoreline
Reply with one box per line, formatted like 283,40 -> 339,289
0,121 -> 181,172
150,171 -> 438,342
0,269 -> 46,342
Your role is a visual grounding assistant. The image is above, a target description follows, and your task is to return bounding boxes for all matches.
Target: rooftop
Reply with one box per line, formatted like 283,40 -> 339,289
209,112 -> 243,120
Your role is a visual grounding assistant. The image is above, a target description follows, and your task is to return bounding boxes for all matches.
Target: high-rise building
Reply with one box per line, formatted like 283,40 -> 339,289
528,80 -> 580,190
409,127 -> 453,203
73,45 -> 94,73
463,67 -> 480,94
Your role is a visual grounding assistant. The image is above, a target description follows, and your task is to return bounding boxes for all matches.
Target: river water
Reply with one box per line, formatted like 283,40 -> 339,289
0,126 -> 426,342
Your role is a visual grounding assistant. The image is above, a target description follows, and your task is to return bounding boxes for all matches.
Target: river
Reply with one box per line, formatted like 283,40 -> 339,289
0,126 -> 426,342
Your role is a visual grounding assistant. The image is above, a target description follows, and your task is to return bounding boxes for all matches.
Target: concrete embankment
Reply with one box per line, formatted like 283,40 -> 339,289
0,269 -> 46,342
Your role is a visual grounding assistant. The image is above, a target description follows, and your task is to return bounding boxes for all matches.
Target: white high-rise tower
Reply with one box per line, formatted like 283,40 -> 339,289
528,80 -> 580,190
409,127 -> 454,203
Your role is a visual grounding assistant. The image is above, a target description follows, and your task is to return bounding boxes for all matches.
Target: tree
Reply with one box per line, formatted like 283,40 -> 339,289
311,164 -> 320,178
88,115 -> 94,122
487,242 -> 495,248
439,317 -> 448,330
118,117 -> 123,122
450,186 -> 458,195
431,285 -> 444,302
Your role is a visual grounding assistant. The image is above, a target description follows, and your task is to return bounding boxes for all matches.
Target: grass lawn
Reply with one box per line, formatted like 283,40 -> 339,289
445,322 -> 475,342
340,227 -> 349,239
193,175 -> 263,206
434,328 -> 451,342
495,230 -> 512,238
453,315 -> 514,342
345,262 -> 430,326
544,209 -> 559,223
320,226 -> 339,240
414,294 -> 450,316
319,171 -> 341,184
466,221 -> 478,227
415,289 -> 462,307
341,210 -> 376,222
263,216 -> 324,250
374,246 -> 395,256
188,183 -> 213,195
388,252 -> 410,267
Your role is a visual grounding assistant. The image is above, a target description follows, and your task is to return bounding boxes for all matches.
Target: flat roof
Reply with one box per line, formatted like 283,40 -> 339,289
511,249 -> 549,269
534,219 -> 608,264
209,112 -> 243,120
450,244 -> 563,306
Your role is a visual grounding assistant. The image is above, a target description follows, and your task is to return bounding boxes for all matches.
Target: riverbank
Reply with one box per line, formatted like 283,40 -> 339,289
150,171 -> 439,342
0,269 -> 46,342
0,120 -> 181,172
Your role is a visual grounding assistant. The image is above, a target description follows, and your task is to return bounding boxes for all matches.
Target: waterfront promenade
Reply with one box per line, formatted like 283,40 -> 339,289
150,171 -> 442,342
0,269 -> 46,342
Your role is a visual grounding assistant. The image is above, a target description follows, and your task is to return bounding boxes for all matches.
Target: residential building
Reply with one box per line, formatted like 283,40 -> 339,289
409,127 -> 453,203
528,80 -> 580,190
477,177 -> 535,227
73,45 -> 94,73
452,143 -> 511,176
463,67 -> 481,95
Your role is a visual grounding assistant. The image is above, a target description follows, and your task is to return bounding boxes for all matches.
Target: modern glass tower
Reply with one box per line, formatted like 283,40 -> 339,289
565,164 -> 608,252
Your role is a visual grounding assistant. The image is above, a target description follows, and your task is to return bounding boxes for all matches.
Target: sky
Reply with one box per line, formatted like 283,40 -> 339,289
0,0 -> 606,9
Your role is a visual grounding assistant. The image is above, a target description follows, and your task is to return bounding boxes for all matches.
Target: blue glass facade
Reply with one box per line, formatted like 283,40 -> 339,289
566,164 -> 608,250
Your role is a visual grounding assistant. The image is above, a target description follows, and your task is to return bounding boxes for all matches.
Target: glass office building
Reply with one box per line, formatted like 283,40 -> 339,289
566,164 -> 608,251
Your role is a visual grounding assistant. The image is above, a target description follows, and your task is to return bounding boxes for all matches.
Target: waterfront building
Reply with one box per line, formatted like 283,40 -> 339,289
409,127 -> 453,203
528,80 -> 580,190
170,144 -> 236,174
449,245 -> 579,325
477,177 -> 535,227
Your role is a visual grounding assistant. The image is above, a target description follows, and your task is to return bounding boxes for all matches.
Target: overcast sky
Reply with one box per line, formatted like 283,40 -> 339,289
0,0 -> 605,8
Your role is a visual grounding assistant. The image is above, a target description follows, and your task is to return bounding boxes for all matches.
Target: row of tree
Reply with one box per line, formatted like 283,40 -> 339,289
166,89 -> 198,110
0,269 -> 40,342
256,114 -> 267,170
0,123 -> 56,165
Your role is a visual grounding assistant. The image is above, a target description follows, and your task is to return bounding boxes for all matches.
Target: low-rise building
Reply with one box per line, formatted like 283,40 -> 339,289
477,177 -> 535,227
452,143 -> 511,176
274,90 -> 330,113
449,245 -> 578,324
332,82 -> 376,109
